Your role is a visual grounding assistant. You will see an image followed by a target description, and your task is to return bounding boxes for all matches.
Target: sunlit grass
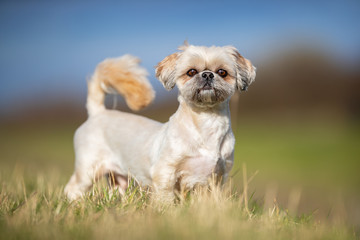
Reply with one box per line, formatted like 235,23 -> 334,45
0,120 -> 359,239
0,166 -> 355,240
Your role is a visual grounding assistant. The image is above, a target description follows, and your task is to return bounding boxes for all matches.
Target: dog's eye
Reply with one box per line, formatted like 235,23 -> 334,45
186,69 -> 198,77
217,69 -> 228,77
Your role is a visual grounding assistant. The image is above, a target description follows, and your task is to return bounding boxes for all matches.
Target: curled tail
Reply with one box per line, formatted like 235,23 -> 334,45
86,55 -> 155,116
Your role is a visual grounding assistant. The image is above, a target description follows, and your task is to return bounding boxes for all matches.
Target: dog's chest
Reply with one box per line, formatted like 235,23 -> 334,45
177,151 -> 225,189
177,122 -> 230,188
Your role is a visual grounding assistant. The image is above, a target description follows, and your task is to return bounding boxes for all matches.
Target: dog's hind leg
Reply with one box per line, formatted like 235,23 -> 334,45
106,172 -> 129,195
64,155 -> 109,200
64,170 -> 94,200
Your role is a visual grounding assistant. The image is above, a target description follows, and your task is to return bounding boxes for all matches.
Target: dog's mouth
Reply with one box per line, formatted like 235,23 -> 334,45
200,86 -> 213,91
199,83 -> 214,91
192,83 -> 228,104
197,87 -> 215,94
194,84 -> 218,103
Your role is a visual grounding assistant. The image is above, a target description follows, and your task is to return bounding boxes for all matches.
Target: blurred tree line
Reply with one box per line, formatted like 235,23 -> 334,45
1,46 -> 359,125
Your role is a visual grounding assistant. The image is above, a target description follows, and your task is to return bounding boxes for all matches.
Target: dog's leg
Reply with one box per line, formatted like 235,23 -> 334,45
151,164 -> 177,203
106,172 -> 128,195
64,158 -> 109,200
64,169 -> 95,200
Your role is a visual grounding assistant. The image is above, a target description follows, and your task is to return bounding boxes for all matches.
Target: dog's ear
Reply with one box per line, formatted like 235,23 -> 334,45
227,47 -> 256,91
155,52 -> 180,90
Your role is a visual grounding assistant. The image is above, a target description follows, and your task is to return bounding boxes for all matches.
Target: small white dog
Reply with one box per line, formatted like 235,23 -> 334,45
64,43 -> 256,201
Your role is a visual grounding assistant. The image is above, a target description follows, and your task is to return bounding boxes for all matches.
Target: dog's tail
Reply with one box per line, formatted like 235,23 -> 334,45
86,55 -> 155,116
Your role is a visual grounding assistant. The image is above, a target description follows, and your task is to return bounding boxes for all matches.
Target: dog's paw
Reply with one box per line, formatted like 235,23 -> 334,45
64,185 -> 84,201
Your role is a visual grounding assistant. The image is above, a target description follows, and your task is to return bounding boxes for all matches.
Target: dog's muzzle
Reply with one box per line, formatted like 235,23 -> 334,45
201,72 -> 214,90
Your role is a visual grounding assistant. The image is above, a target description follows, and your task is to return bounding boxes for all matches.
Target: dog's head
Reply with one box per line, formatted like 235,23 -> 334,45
156,43 -> 256,107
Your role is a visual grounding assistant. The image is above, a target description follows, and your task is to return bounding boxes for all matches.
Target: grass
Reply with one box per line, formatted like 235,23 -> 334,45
0,119 -> 359,239
0,167 -> 356,240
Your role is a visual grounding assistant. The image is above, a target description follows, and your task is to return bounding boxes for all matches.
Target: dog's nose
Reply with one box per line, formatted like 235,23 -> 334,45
202,72 -> 214,81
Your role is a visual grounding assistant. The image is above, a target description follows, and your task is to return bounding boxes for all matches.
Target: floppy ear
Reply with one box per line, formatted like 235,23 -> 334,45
228,47 -> 256,91
155,52 -> 179,90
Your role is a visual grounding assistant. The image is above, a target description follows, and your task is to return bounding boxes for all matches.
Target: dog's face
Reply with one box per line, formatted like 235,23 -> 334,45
156,44 -> 256,107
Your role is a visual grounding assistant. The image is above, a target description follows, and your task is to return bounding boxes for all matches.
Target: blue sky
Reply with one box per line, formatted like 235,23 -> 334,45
0,0 -> 359,112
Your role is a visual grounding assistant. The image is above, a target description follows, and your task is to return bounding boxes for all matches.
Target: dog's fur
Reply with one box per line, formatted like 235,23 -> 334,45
64,44 -> 256,201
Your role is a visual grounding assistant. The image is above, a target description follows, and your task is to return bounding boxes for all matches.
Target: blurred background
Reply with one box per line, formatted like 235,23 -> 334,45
1,0 -> 359,226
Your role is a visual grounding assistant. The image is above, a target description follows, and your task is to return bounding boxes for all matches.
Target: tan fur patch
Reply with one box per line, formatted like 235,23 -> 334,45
155,52 -> 179,78
178,74 -> 192,85
97,61 -> 154,111
233,51 -> 246,67
233,51 -> 253,72
224,75 -> 236,84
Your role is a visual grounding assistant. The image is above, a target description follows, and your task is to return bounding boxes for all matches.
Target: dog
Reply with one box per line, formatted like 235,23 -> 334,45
64,43 -> 256,201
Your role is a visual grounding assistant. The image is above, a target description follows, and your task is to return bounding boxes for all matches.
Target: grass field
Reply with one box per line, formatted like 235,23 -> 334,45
0,118 -> 359,239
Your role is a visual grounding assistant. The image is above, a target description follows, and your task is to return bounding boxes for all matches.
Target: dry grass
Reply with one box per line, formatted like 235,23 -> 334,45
0,165 -> 356,240
0,121 -> 359,239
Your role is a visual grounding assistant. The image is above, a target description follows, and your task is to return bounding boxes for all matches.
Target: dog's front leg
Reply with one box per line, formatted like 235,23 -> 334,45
150,163 -> 177,203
